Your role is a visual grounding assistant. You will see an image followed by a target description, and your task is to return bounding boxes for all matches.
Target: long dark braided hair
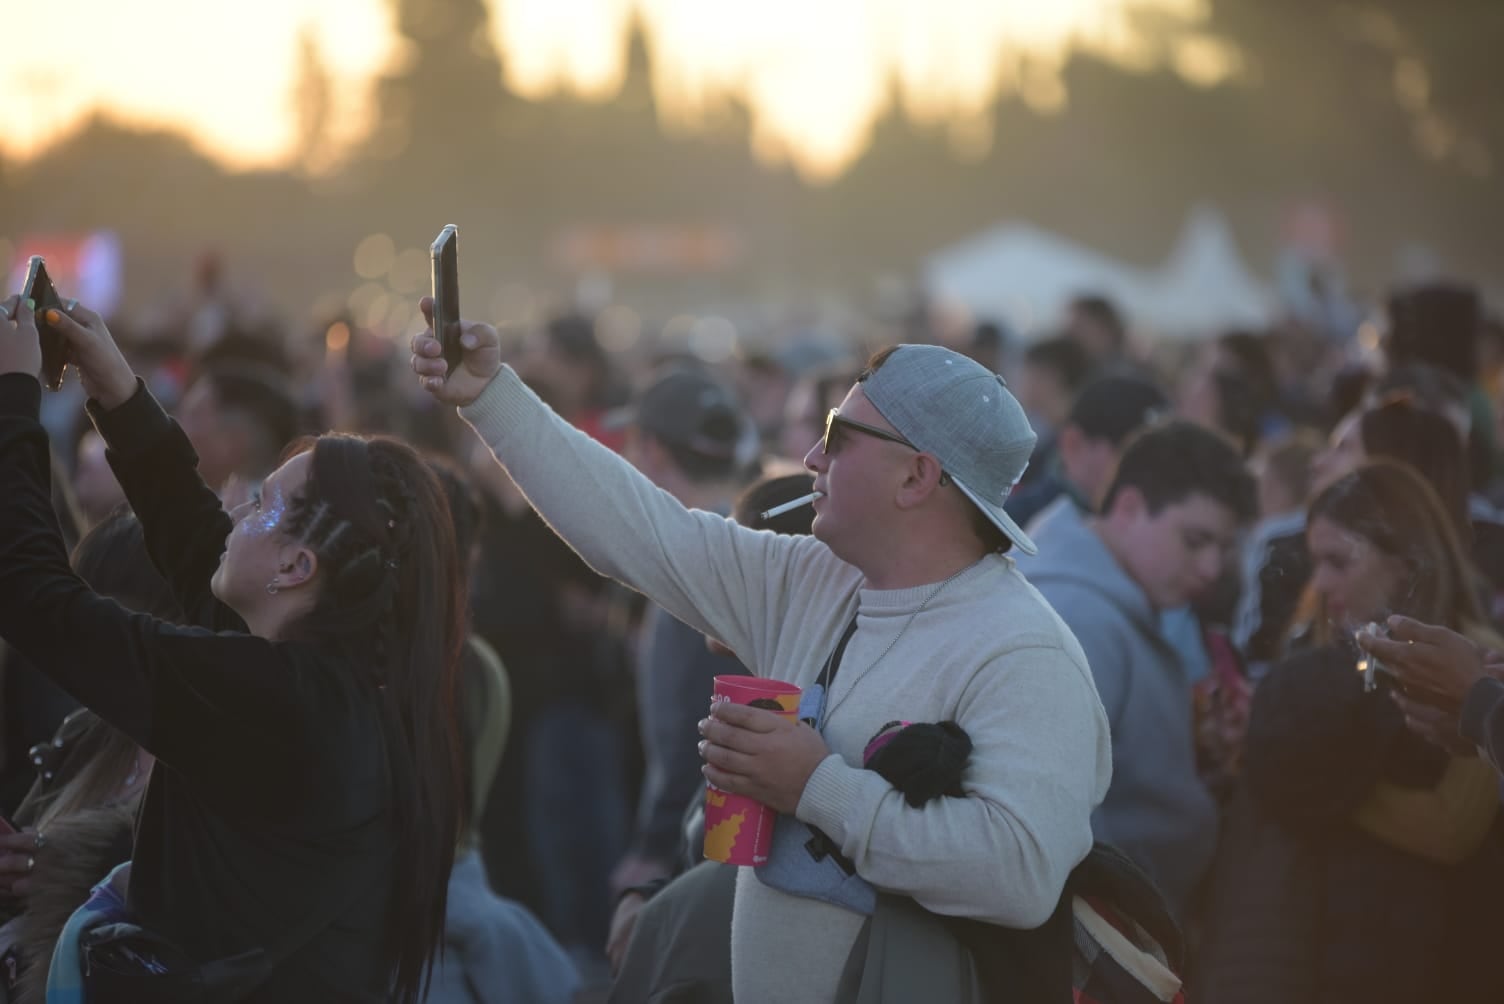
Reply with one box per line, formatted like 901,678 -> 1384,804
279,434 -> 466,1004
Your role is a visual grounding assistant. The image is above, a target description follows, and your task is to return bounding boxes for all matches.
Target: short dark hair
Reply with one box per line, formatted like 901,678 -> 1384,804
1372,363 -> 1469,415
1358,398 -> 1471,541
734,472 -> 817,534
658,433 -> 741,482
424,454 -> 487,565
1070,295 -> 1126,348
1101,420 -> 1256,524
1385,281 -> 1481,382
1067,376 -> 1169,448
1212,331 -> 1277,457
200,363 -> 301,475
1022,336 -> 1092,395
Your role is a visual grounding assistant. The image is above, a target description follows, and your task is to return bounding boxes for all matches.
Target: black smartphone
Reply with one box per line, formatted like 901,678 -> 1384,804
430,225 -> 462,376
20,257 -> 68,391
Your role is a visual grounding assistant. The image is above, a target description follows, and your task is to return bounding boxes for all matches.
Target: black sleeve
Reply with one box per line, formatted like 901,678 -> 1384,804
1460,676 -> 1504,774
0,375 -> 298,774
87,379 -> 246,633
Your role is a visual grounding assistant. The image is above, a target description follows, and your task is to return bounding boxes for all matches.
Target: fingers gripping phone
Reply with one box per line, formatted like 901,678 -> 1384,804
430,226 -> 462,376
21,257 -> 69,391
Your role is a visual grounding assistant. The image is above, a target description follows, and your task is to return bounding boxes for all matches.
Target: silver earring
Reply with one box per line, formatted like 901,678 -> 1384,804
266,578 -> 280,595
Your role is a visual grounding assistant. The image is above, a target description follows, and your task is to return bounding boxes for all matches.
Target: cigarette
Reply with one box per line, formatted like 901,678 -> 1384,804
760,492 -> 823,521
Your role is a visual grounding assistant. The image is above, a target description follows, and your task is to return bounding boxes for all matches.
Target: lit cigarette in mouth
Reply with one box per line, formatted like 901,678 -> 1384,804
760,492 -> 823,521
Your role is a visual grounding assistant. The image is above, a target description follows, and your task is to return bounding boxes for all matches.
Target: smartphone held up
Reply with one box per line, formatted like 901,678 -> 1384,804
20,257 -> 70,391
430,225 -> 463,376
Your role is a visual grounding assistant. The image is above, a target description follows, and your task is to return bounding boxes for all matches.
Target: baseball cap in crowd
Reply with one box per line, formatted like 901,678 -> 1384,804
1067,376 -> 1170,448
606,368 -> 744,465
860,345 -> 1038,555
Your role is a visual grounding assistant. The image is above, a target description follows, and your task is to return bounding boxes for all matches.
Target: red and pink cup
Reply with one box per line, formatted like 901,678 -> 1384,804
703,675 -> 802,866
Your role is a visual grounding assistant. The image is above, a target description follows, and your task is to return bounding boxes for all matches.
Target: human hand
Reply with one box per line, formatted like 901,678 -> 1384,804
409,296 -> 502,406
699,702 -> 830,816
609,852 -> 671,899
1389,688 -> 1474,757
39,300 -> 137,409
605,891 -> 645,977
0,828 -> 44,899
0,296 -> 41,380
1357,616 -> 1489,710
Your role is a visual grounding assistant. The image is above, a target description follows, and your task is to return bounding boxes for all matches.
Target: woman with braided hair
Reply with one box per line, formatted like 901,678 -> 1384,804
0,294 -> 465,1003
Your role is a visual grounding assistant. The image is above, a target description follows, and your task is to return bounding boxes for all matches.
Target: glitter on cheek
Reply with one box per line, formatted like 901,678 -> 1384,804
246,485 -> 287,537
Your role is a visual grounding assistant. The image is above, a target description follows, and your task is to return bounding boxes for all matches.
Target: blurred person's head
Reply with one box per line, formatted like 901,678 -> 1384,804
1176,331 -> 1277,458
966,320 -> 1008,374
732,350 -> 795,444
734,471 -> 818,536
1370,364 -> 1471,438
1369,360 -> 1491,491
197,320 -> 293,376
1254,431 -> 1321,519
615,368 -> 747,504
779,360 -> 862,462
805,346 -> 1037,585
536,314 -> 609,418
176,362 -> 301,493
1014,336 -> 1091,434
1097,421 -> 1257,610
1309,397 -> 1470,539
1480,316 -> 1504,383
704,471 -> 819,658
1057,375 -> 1169,509
1065,294 -> 1127,363
1385,281 -> 1482,384
214,433 -> 465,999
425,454 -> 487,582
1301,460 -> 1485,644
72,430 -> 128,526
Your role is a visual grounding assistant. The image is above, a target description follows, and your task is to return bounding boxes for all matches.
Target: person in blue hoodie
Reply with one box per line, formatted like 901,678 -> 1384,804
1018,420 -> 1256,917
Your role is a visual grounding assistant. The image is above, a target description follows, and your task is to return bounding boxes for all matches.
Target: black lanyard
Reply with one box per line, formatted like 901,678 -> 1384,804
807,615 -> 859,730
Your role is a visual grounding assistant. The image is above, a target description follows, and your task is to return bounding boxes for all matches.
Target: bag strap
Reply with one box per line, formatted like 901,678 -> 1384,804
823,616 -> 861,689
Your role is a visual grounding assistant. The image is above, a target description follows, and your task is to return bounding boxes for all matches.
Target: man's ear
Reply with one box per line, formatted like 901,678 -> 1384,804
276,545 -> 319,590
896,453 -> 948,509
1107,483 -> 1147,522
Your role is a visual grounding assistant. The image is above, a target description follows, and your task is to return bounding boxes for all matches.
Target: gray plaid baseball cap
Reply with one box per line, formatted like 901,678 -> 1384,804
862,345 -> 1038,555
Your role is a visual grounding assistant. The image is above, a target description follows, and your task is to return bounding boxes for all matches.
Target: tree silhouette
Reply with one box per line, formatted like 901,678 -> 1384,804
290,26 -> 335,176
367,0 -> 508,171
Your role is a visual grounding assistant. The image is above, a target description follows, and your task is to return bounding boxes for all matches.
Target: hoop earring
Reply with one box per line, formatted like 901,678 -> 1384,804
266,578 -> 280,595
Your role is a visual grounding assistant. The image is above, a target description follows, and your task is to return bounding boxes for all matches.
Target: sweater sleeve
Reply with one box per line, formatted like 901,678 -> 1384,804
1460,676 -> 1504,774
87,379 -> 246,633
461,367 -> 849,676
794,645 -> 1106,928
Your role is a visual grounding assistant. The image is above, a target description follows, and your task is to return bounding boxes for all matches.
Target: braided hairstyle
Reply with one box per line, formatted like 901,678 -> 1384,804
279,434 -> 465,1004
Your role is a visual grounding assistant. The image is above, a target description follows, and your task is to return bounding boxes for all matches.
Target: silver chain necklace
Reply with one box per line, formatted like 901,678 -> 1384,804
818,558 -> 979,730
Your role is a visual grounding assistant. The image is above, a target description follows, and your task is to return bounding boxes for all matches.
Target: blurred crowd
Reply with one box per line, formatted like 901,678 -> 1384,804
2,253 -> 1503,1004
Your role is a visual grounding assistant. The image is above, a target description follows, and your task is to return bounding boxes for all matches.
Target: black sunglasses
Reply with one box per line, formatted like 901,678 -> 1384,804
821,410 -> 952,485
822,409 -> 917,454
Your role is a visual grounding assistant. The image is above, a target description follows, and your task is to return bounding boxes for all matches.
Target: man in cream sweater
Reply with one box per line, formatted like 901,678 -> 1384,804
412,304 -> 1111,1001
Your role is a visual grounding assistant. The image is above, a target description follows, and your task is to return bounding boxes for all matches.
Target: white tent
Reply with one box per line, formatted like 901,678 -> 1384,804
924,207 -> 1273,339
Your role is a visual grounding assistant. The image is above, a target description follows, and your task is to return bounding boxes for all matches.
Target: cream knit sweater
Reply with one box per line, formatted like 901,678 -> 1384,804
462,368 -> 1112,1002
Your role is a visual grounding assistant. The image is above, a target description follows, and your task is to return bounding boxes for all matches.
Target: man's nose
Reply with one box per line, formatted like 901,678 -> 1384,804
804,443 -> 827,473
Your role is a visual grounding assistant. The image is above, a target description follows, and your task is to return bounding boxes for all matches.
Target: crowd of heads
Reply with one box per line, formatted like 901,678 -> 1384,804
9,257 -> 1504,997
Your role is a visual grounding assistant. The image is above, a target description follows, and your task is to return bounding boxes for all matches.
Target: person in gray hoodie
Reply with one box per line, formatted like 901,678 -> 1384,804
1018,420 -> 1256,916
